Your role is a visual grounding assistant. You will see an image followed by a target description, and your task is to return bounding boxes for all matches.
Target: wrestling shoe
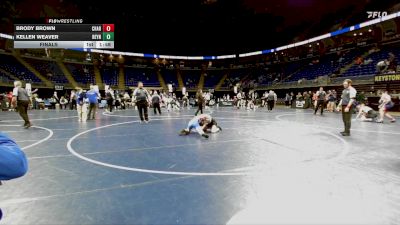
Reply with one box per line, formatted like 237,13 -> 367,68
202,134 -> 209,139
179,129 -> 190,136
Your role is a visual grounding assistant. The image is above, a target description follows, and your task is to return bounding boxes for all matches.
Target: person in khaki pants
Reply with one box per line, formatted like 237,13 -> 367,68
76,87 -> 88,122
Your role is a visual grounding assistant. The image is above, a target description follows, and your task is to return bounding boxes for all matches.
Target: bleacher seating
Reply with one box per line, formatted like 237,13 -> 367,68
65,63 -> 95,85
161,68 -> 178,86
290,50 -> 361,81
125,67 -> 159,86
222,68 -> 248,88
341,48 -> 400,77
181,70 -> 200,88
100,65 -> 119,86
204,70 -> 225,88
1,45 -> 398,89
0,70 -> 13,83
24,57 -> 68,84
0,54 -> 41,83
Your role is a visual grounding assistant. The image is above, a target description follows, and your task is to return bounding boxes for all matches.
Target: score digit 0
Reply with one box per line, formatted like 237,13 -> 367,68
102,24 -> 114,32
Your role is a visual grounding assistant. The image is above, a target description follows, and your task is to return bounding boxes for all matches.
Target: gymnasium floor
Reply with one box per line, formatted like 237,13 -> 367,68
0,107 -> 399,225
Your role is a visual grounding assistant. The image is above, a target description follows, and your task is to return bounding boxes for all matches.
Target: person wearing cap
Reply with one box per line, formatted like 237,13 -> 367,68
336,79 -> 357,136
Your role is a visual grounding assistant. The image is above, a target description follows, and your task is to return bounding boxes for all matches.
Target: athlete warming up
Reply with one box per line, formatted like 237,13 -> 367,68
0,133 -> 28,185
179,114 -> 221,138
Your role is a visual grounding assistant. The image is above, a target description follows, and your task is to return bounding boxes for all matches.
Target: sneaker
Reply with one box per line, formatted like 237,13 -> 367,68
24,123 -> 31,129
145,120 -> 149,124
390,119 -> 396,123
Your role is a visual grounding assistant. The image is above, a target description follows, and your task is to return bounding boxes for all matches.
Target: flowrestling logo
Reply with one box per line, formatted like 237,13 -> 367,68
367,11 -> 388,19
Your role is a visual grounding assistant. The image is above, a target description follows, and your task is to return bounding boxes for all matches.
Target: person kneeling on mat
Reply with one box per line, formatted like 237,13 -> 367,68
0,133 -> 28,185
203,118 -> 222,133
179,114 -> 216,138
355,103 -> 378,122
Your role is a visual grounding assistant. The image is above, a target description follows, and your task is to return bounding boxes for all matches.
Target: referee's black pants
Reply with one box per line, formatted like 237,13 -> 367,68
267,100 -> 274,111
153,103 -> 161,115
137,100 -> 149,121
314,100 -> 325,115
342,106 -> 352,134
17,100 -> 30,125
195,103 -> 203,116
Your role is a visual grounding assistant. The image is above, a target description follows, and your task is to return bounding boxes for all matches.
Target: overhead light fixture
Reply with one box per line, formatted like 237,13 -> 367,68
368,29 -> 372,32
359,32 -> 363,35
316,43 -> 320,45
354,33 -> 357,36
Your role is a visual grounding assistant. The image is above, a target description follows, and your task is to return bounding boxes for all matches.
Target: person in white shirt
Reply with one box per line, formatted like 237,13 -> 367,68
376,90 -> 396,123
236,92 -> 242,109
179,114 -> 221,138
355,103 -> 378,122
59,96 -> 68,110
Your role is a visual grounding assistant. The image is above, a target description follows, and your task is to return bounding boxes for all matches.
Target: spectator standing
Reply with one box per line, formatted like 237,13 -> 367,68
59,96 -> 68,110
314,87 -> 326,115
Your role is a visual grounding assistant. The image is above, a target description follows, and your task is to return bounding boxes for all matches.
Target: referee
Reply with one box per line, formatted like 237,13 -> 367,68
12,81 -> 31,128
133,82 -> 151,123
337,79 -> 357,136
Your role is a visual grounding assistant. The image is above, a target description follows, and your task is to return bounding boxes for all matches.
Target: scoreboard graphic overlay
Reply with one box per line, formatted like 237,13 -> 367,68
14,19 -> 114,49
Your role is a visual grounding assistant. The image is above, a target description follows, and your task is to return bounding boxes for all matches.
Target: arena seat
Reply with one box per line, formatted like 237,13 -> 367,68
0,54 -> 41,83
23,57 -> 68,84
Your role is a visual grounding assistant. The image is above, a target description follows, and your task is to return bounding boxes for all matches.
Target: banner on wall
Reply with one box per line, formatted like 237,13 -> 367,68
54,85 -> 64,91
25,83 -> 32,96
374,74 -> 400,84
